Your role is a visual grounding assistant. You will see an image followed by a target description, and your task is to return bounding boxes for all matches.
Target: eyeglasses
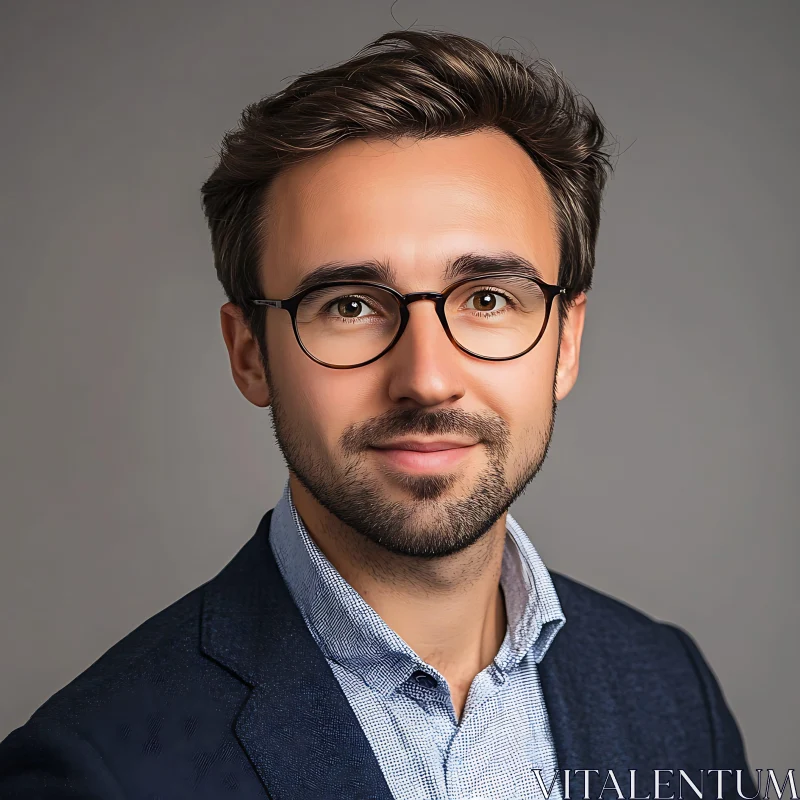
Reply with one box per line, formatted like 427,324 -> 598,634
248,272 -> 566,369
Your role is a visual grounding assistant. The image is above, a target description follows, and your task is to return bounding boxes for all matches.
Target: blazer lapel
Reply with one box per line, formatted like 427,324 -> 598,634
538,572 -> 630,797
537,621 -> 592,772
200,510 -> 394,800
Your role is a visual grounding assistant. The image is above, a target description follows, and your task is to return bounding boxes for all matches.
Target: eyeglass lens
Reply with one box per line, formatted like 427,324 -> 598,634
294,277 -> 547,366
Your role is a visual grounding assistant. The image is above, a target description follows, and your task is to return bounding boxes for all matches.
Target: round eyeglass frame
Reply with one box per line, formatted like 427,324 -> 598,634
248,271 -> 566,369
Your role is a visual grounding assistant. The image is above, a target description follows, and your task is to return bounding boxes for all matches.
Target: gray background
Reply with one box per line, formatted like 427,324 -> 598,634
1,0 -> 797,772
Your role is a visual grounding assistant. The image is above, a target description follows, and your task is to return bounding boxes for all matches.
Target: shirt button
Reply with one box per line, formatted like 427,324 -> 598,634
411,669 -> 438,689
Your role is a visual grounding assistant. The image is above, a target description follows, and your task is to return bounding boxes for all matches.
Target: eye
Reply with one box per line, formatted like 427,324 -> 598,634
466,290 -> 509,313
326,296 -> 379,319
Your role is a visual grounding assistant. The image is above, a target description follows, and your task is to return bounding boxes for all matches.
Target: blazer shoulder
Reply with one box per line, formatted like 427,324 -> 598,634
26,581 -> 210,725
548,569 -> 693,658
11,512 -> 284,740
546,570 -> 752,767
550,569 -> 662,622
546,569 -> 735,729
0,515 -> 280,796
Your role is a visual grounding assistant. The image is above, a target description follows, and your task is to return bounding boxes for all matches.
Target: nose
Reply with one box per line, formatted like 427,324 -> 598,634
384,297 -> 466,407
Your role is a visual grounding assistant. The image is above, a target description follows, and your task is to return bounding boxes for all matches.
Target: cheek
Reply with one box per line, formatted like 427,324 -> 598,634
476,345 -> 557,409
278,360 -> 369,450
506,374 -> 554,427
470,353 -> 556,451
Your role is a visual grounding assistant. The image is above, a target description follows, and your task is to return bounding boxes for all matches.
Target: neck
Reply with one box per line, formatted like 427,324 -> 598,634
288,475 -> 509,717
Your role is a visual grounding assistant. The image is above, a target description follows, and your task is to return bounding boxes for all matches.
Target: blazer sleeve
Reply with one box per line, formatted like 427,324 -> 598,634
0,718 -> 127,799
664,622 -> 759,799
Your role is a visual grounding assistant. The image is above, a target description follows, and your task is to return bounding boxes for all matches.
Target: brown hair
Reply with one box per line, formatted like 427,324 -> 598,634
201,29 -> 615,360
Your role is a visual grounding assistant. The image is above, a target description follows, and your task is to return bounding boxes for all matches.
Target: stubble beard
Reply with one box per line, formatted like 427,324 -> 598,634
266,376 -> 558,559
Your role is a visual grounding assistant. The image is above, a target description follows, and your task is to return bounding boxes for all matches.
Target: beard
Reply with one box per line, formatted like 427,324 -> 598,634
264,357 -> 558,559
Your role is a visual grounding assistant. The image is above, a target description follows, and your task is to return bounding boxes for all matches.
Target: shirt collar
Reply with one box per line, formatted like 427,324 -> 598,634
269,478 -> 565,698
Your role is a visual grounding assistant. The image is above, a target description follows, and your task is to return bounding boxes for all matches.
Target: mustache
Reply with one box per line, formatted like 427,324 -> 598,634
339,407 -> 510,455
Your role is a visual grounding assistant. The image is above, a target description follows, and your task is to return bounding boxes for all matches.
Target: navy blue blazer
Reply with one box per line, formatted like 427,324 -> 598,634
0,509 -> 756,799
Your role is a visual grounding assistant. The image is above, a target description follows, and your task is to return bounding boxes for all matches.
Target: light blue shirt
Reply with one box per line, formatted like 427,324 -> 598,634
269,479 -> 567,800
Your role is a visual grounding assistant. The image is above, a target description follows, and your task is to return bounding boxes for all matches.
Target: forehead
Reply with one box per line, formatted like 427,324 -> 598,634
260,128 -> 560,292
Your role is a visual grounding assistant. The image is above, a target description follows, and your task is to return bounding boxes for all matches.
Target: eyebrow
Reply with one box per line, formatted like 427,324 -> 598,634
289,251 -> 548,297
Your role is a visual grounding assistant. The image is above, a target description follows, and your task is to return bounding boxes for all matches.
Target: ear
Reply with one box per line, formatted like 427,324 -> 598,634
555,292 -> 587,402
219,302 -> 272,408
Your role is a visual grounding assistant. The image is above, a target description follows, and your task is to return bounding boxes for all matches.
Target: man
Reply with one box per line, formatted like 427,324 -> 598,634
0,29 -> 757,800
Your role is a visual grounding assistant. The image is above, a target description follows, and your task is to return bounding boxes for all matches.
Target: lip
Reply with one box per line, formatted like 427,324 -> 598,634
372,439 -> 478,452
369,442 -> 479,473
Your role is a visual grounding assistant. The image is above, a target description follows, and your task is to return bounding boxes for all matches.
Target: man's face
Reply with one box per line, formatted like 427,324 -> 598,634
229,129 -> 585,558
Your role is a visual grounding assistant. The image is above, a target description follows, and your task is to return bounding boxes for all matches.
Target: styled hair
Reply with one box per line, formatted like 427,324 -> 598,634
201,29 -> 615,360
